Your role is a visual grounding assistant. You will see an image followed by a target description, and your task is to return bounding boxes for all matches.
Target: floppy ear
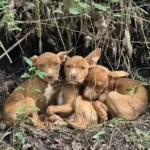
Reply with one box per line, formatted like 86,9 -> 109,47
57,50 -> 72,64
108,71 -> 129,78
85,48 -> 101,67
29,55 -> 38,66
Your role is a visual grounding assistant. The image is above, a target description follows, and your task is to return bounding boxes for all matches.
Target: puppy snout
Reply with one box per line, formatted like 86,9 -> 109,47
84,88 -> 97,100
47,75 -> 54,80
70,73 -> 77,80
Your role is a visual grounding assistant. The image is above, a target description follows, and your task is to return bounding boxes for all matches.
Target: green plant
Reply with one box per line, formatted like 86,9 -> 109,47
128,130 -> 150,148
64,0 -> 120,15
108,117 -> 126,125
0,0 -> 22,31
126,86 -> 139,96
15,131 -> 25,145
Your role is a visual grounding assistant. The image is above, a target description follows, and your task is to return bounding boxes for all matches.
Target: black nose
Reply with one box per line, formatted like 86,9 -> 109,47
48,75 -> 54,80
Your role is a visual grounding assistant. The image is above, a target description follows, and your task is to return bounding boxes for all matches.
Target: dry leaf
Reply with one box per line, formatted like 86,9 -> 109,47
122,28 -> 133,58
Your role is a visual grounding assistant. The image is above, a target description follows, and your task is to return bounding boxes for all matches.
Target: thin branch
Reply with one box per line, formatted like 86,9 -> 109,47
0,28 -> 35,62
0,41 -> 12,63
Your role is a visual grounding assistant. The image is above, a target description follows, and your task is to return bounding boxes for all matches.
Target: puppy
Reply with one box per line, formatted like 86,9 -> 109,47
83,65 -> 148,120
3,51 -> 69,127
46,48 -> 102,127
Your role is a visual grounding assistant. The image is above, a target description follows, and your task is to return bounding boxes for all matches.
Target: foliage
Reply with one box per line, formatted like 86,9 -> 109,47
0,0 -> 22,31
126,86 -> 139,96
0,0 -> 149,83
15,131 -> 25,144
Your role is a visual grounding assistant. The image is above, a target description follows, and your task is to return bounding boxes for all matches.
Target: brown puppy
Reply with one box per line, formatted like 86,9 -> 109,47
46,48 -> 102,127
3,51 -> 69,127
83,65 -> 148,120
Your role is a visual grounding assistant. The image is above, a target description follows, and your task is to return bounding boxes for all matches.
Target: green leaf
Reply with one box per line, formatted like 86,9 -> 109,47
144,131 -> 150,138
16,107 -> 25,114
14,21 -> 23,24
21,73 -> 31,78
69,7 -> 81,15
139,8 -> 148,15
35,70 -> 48,79
78,2 -> 90,9
27,116 -> 33,122
32,88 -> 41,93
134,86 -> 139,94
0,1 -> 8,4
27,106 -> 40,111
108,0 -> 119,3
29,67 -> 36,72
15,131 -> 25,144
8,27 -> 22,31
23,57 -> 32,66
93,3 -> 109,11
14,87 -> 25,91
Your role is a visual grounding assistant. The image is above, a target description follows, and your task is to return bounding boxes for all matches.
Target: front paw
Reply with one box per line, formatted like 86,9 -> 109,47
33,120 -> 44,127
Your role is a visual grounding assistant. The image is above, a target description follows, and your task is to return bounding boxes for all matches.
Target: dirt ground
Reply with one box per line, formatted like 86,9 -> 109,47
0,70 -> 150,150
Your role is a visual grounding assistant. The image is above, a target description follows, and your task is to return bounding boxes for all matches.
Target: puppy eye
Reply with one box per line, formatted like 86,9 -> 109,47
55,63 -> 59,66
81,66 -> 85,70
39,64 -> 44,67
66,64 -> 71,68
96,84 -> 103,89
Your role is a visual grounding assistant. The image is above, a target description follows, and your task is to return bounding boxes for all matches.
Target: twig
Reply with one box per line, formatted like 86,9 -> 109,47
0,41 -> 12,63
0,28 -> 35,62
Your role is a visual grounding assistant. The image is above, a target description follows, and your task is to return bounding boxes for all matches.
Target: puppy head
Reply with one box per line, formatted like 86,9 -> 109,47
64,48 -> 101,84
83,65 -> 129,100
30,51 -> 69,83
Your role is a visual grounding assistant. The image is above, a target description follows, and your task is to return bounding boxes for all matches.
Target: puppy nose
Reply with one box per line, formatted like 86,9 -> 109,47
70,73 -> 77,80
48,75 -> 54,80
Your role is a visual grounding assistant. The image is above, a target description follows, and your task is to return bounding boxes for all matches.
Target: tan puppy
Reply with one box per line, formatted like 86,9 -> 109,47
83,65 -> 148,120
3,51 -> 69,127
46,48 -> 102,126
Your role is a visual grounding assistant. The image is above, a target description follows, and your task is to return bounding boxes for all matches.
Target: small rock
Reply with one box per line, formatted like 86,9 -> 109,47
0,121 -> 6,130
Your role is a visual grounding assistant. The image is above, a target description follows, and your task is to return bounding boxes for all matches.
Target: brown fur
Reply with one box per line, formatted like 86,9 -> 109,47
46,48 -> 102,127
83,65 -> 148,120
3,51 -> 69,127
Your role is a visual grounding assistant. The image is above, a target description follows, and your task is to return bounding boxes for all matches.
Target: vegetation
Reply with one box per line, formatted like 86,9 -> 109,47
0,0 -> 149,75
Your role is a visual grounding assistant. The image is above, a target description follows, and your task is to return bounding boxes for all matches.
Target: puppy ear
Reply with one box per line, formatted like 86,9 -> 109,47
57,50 -> 72,64
85,48 -> 101,67
29,55 -> 38,66
108,71 -> 129,78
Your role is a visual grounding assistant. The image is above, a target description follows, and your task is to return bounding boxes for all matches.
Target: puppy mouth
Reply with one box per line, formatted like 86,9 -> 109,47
83,92 -> 98,100
67,79 -> 83,85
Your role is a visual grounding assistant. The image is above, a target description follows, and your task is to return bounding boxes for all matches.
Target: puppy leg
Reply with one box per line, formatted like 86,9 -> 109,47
65,111 -> 86,128
46,104 -> 73,116
46,104 -> 73,126
3,97 -> 42,127
106,91 -> 145,120
22,97 -> 43,127
92,100 -> 108,122
64,99 -> 88,128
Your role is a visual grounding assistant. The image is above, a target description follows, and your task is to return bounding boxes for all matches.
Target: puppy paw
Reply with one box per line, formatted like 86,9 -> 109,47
33,120 -> 44,127
44,120 -> 55,128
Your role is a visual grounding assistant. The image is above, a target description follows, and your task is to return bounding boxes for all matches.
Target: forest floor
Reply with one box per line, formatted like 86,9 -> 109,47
0,70 -> 150,150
